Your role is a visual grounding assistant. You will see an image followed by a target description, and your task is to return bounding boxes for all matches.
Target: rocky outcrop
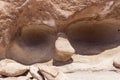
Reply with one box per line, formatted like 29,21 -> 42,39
0,0 -> 120,79
0,0 -> 119,64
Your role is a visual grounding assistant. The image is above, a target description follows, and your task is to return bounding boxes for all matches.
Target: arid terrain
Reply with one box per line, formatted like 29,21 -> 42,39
0,0 -> 120,80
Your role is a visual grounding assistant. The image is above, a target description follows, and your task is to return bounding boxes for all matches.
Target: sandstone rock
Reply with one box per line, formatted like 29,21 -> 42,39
39,64 -> 59,80
0,0 -> 119,75
0,0 -> 119,65
0,1 -> 17,60
54,71 -> 69,80
113,56 -> 120,69
0,0 -> 17,43
55,36 -> 75,61
30,66 -> 43,80
0,44 -> 5,60
0,76 -> 30,80
38,64 -> 69,80
0,59 -> 29,77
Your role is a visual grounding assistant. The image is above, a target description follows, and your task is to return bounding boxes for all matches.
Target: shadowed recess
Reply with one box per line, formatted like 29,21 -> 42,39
66,19 -> 120,55
6,25 -> 56,65
20,26 -> 52,47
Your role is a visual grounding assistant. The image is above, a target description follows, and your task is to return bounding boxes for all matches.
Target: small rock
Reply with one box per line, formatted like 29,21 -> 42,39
55,37 -> 75,61
38,64 -> 69,80
0,59 -> 29,77
38,64 -> 59,80
30,66 -> 43,80
113,56 -> 120,69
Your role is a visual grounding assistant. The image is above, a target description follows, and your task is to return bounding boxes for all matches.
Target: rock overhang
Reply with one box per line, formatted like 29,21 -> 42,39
0,0 -> 120,64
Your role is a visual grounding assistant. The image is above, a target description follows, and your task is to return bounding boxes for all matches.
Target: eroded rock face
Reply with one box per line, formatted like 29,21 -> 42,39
0,0 -> 119,66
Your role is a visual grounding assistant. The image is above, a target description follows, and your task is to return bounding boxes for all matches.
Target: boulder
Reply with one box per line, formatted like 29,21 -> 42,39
55,36 -> 75,61
0,59 -> 29,77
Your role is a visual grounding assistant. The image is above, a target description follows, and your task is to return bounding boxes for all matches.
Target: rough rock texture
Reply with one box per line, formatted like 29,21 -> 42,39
55,36 -> 75,61
113,56 -> 120,69
0,59 -> 28,77
0,0 -> 119,63
0,0 -> 120,80
0,76 -> 30,80
29,66 -> 43,80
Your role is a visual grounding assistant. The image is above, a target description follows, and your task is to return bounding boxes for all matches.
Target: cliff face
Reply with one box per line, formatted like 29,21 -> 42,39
0,0 -> 120,64
0,0 -> 120,38
0,0 -> 120,80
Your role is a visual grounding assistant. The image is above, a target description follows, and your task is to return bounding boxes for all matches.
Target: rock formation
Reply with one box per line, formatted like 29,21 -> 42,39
0,0 -> 120,80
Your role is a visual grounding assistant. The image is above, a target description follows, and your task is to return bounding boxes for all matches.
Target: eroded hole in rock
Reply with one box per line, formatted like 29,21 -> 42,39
20,27 -> 50,47
66,20 -> 120,55
6,25 -> 56,65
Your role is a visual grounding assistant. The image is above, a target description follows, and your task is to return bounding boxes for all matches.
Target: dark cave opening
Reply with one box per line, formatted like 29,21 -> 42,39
66,20 -> 120,55
20,27 -> 49,47
6,25 -> 57,64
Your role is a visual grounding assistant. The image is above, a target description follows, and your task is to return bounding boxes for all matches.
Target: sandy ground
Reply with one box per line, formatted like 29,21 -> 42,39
66,71 -> 120,80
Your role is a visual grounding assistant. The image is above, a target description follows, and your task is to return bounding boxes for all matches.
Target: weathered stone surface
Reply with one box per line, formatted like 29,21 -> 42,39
0,76 -> 30,80
0,0 -> 119,64
0,44 -> 5,60
0,0 -> 120,79
0,1 -> 16,60
0,59 -> 29,77
30,66 -> 43,80
38,64 -> 69,80
113,56 -> 120,69
55,36 -> 75,61
39,64 -> 59,79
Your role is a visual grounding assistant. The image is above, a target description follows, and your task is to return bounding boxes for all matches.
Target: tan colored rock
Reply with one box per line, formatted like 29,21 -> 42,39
0,59 -> 29,77
54,71 -> 69,80
0,76 -> 30,80
6,25 -> 56,65
0,1 -> 17,60
0,0 -> 17,42
38,64 -> 69,80
113,56 -> 120,69
55,36 -> 75,61
0,0 -> 119,74
39,64 -> 59,80
0,44 -> 5,60
30,66 -> 43,80
0,0 -> 119,65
